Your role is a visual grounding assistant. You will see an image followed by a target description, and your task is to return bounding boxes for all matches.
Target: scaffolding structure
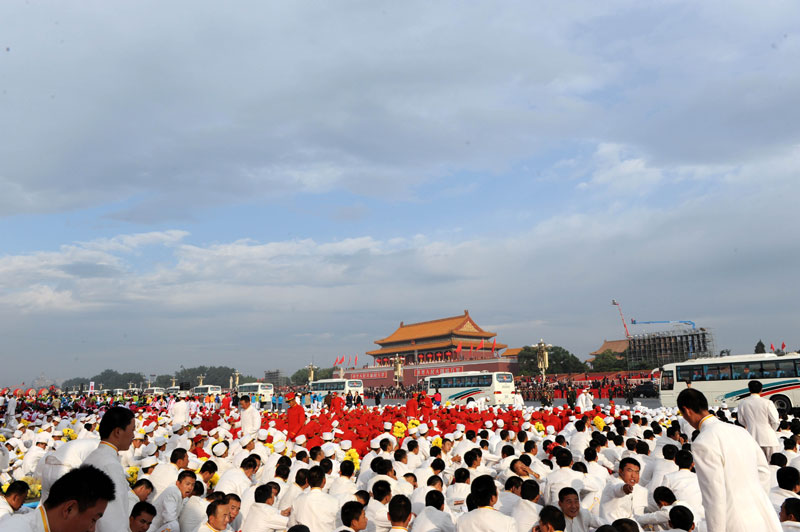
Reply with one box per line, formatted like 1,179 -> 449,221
626,327 -> 715,369
263,370 -> 290,387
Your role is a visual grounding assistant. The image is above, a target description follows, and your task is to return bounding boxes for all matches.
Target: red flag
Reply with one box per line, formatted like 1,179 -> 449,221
477,339 -> 485,350
456,342 -> 462,354
782,342 -> 787,351
348,355 -> 351,367
492,338 -> 497,354
354,354 -> 358,366
470,344 -> 474,354
770,343 -> 776,352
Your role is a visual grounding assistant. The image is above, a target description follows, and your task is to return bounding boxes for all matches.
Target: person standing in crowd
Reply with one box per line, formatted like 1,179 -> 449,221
737,380 -> 781,459
82,406 -> 135,532
677,388 -> 781,532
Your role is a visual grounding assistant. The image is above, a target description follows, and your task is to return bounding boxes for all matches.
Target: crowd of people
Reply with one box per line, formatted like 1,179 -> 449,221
0,380 -> 795,532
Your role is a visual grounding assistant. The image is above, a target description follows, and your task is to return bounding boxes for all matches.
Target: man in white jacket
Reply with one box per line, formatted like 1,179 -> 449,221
677,388 -> 781,532
242,484 -> 291,532
737,380 -> 781,459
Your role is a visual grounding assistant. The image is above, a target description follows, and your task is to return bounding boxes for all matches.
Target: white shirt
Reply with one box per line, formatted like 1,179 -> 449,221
148,462 -> 181,500
662,469 -> 705,519
455,507 -> 515,532
242,502 -> 289,532
151,484 -> 186,532
1,506 -> 47,532
411,506 -> 456,532
598,480 -> 648,523
82,441 -> 130,532
289,487 -> 338,532
240,405 -> 261,439
737,394 -> 780,448
179,496 -> 209,532
215,467 -> 253,497
366,498 -> 392,532
510,499 -> 541,532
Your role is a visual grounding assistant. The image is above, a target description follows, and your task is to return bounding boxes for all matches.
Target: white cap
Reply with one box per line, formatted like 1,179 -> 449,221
321,443 -> 336,457
257,429 -> 269,441
340,440 -> 352,450
35,433 -> 49,444
154,436 -> 167,447
239,435 -> 254,447
456,424 -> 466,432
273,440 -> 286,453
496,420 -> 504,427
453,430 -> 463,440
296,435 -> 307,444
140,456 -> 159,469
383,422 -> 392,430
322,432 -> 334,441
418,424 -> 429,434
212,442 -> 227,456
370,437 -> 381,449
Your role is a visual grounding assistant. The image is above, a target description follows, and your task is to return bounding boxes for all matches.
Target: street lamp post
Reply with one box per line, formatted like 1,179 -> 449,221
533,339 -> 552,381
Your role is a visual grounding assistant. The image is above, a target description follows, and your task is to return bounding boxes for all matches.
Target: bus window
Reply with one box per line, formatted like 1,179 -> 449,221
777,360 -> 797,378
733,362 -> 762,379
762,362 -> 778,379
442,377 -> 453,388
691,367 -> 704,382
495,373 -> 513,383
677,366 -> 699,382
704,364 -> 731,381
479,375 -> 491,386
661,370 -> 674,391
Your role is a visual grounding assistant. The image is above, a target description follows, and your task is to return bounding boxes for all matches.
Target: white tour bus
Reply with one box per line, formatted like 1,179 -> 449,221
424,371 -> 516,406
310,378 -> 364,396
193,384 -> 222,396
143,387 -> 166,396
238,382 -> 274,402
660,352 -> 800,410
166,386 -> 190,397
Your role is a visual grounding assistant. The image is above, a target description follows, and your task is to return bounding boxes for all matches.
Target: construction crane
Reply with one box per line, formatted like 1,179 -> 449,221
611,300 -> 632,338
630,319 -> 696,329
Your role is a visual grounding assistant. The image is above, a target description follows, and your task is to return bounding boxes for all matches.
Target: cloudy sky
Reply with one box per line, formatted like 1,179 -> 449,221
1,1 -> 799,384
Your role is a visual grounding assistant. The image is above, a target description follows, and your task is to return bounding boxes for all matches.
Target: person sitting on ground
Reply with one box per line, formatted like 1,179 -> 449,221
667,505 -> 696,532
780,498 -> 800,531
0,481 -> 30,520
411,489 -> 455,532
129,501 -> 157,532
535,505 -> 566,532
335,501 -> 367,532
388,495 -> 413,532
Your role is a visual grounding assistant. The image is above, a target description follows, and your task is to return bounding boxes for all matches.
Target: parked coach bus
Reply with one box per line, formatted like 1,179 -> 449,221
310,378 -> 364,396
660,352 -> 800,410
424,371 -> 516,406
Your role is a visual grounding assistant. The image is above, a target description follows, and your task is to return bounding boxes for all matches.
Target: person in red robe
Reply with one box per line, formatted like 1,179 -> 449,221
332,392 -> 345,417
406,396 -> 419,419
287,392 -> 306,439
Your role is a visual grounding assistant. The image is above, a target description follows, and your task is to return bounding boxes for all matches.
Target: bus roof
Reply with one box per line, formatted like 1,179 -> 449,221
312,378 -> 360,383
664,352 -> 800,366
239,382 -> 271,386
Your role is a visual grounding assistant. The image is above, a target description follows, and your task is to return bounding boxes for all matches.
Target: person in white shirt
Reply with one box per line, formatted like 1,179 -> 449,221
148,448 -> 189,500
198,499 -> 232,532
329,460 -> 359,499
336,501 -> 368,532
737,380 -> 781,459
411,490 -> 455,532
215,455 -> 258,497
179,487 -> 218,532
557,487 -> 602,532
780,499 -> 800,531
661,450 -> 705,520
242,483 -> 291,532
599,457 -> 648,523
542,449 -> 584,506
770,467 -> 800,514
0,481 -> 29,521
366,480 -> 393,532
2,465 -> 115,532
455,475 -> 515,532
150,470 -> 196,532
495,476 -> 522,516
510,480 -> 542,532
239,396 -> 262,441
129,501 -> 157,532
288,465 -> 339,532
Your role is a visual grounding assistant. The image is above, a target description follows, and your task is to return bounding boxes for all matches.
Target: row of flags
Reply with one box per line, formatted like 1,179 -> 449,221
333,354 -> 359,367
770,342 -> 788,352
333,338 -> 500,367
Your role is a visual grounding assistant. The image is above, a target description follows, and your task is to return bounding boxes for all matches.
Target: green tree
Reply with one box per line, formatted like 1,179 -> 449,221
517,345 -> 586,376
291,367 -> 335,385
592,350 -> 628,372
755,340 -> 766,354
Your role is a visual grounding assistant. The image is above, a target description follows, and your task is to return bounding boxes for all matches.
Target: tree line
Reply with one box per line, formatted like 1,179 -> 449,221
61,365 -> 259,391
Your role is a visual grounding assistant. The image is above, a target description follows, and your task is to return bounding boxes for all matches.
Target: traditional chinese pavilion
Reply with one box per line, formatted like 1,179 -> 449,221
344,310 -> 517,387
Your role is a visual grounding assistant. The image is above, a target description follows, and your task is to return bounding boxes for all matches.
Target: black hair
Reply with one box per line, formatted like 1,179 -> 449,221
558,487 -> 578,502
45,465 -> 116,511
131,500 -> 157,518
539,506 -> 566,531
748,380 -> 763,394
3,481 -> 29,497
555,448 -> 573,468
464,450 -> 478,468
295,469 -> 309,487
501,444 -> 515,457
453,468 -> 470,484
340,460 -> 355,477
191,481 -> 205,497
469,475 -> 496,507
355,490 -> 370,505
177,470 -> 197,483
520,479 -> 539,501
319,458 -> 333,475
340,501 -> 364,528
618,457 -> 641,472
206,491 -> 225,503
425,489 -> 445,509
170,448 -> 188,464
778,467 -> 800,491
662,444 -> 679,460
783,498 -> 800,521
132,478 -> 154,492
677,388 -> 709,413
307,466 -> 325,488
572,462 -> 587,474
241,456 -> 259,471
669,505 -> 695,531
200,461 -> 218,474
584,448 -> 597,462
771,453 -> 789,467
427,475 -> 443,488
98,406 -> 135,440
612,518 -> 640,532
372,480 -> 392,502
275,464 -> 291,480
675,450 -> 694,470
223,493 -> 241,504
309,446 -> 323,461
388,495 -> 412,524
206,500 -> 226,518
504,476 -> 523,491
254,484 -> 272,504
653,486 -> 676,505
287,526 -> 311,532
431,458 -> 446,473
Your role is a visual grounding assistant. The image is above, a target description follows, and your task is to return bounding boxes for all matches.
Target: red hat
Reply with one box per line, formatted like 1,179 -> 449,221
286,392 -> 295,401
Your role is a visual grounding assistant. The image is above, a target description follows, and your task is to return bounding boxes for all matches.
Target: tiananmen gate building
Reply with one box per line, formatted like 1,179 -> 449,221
344,310 -> 519,387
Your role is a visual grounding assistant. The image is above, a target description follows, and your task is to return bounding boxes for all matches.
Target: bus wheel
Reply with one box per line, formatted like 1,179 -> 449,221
771,395 -> 792,411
